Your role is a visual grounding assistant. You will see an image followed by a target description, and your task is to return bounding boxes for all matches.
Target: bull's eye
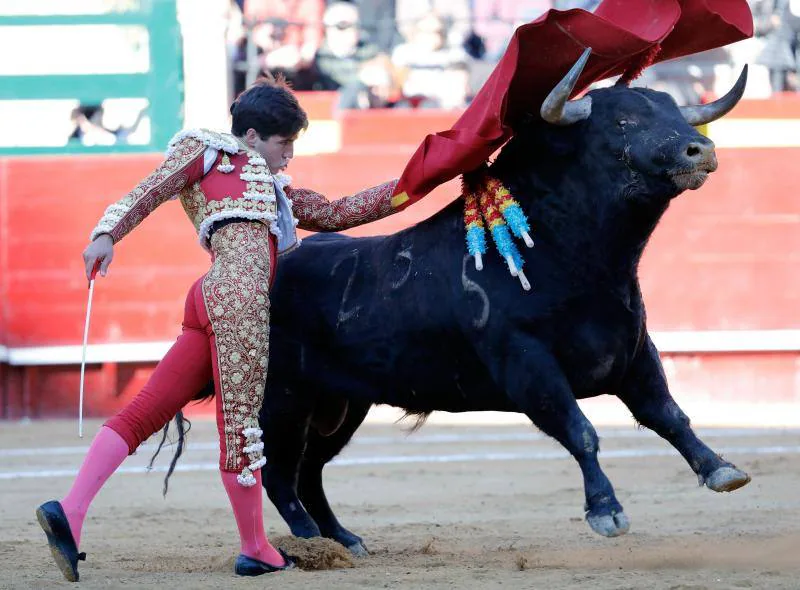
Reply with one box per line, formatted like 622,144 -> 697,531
618,119 -> 628,127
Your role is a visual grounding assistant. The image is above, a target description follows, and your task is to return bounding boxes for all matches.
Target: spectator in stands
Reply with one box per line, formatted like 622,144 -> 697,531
313,1 -> 384,107
353,54 -> 405,108
396,0 -> 471,51
391,11 -> 470,108
68,105 -> 117,146
755,0 -> 799,92
340,0 -> 402,53
68,103 -> 149,146
233,0 -> 324,92
472,0 -> 550,62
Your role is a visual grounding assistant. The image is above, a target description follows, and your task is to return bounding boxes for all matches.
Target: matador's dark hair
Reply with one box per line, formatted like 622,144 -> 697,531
230,73 -> 308,139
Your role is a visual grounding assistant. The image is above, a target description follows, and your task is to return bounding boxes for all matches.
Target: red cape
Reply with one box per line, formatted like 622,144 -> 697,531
391,0 -> 753,210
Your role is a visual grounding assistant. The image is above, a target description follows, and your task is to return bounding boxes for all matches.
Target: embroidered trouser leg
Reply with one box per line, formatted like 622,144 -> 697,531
203,221 -> 272,485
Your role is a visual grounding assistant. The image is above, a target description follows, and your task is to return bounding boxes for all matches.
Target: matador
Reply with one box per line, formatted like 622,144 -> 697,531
36,77 -> 400,581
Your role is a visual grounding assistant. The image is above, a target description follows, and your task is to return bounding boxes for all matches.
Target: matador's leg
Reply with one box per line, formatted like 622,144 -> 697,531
38,277 -> 214,581
200,221 -> 289,571
202,220 -> 273,484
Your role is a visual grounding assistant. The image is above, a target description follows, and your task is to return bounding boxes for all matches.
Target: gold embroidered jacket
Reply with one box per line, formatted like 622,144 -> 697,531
90,129 -> 399,252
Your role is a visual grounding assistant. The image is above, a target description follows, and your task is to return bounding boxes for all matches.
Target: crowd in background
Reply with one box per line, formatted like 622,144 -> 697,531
59,0 -> 800,148
225,0 -> 800,110
227,0 -> 601,109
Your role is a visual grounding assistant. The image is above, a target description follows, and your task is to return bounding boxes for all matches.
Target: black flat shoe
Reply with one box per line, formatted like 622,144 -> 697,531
234,549 -> 296,576
36,500 -> 86,583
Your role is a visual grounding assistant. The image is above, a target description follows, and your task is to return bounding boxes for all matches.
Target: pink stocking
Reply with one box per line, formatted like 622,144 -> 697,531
60,426 -> 130,548
220,470 -> 285,566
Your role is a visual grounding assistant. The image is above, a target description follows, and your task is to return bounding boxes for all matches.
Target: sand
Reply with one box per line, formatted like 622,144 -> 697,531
1,417 -> 798,589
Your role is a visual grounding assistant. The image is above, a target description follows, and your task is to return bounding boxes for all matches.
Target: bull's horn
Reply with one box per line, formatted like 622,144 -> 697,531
679,65 -> 748,126
540,47 -> 593,125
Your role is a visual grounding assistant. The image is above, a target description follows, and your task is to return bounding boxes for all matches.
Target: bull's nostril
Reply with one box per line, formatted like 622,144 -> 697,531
686,144 -> 702,158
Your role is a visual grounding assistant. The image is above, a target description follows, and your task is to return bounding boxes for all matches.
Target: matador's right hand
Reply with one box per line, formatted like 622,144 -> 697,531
83,234 -> 114,280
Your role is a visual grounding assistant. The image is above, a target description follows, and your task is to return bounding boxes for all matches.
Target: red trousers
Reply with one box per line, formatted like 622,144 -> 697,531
105,223 -> 277,480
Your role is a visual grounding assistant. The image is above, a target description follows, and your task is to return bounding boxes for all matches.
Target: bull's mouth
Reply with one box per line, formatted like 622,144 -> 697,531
669,162 -> 718,191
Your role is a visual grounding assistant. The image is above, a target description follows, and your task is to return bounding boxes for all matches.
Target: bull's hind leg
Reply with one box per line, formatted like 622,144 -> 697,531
619,336 -> 750,492
491,340 -> 630,538
299,399 -> 372,556
260,395 -> 322,539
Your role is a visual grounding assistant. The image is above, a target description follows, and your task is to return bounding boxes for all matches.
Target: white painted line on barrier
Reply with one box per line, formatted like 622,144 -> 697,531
650,330 -> 800,353
4,330 -> 800,365
708,119 -> 800,148
5,341 -> 173,366
1,445 -> 798,480
1,428 -> 797,458
0,344 -> 8,363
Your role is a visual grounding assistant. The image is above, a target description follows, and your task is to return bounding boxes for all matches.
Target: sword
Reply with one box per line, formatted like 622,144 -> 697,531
79,260 -> 101,438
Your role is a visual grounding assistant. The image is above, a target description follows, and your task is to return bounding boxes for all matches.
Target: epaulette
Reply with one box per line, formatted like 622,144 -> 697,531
165,128 -> 240,157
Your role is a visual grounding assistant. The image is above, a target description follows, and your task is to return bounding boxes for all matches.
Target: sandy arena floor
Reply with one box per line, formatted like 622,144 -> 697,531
1,413 -> 798,589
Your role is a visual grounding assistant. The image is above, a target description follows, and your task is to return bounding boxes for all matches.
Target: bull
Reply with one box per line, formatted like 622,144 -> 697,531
253,52 -> 752,555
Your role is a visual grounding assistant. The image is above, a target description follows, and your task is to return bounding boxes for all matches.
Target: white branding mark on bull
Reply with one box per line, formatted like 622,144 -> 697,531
331,250 -> 362,328
461,254 -> 490,329
391,248 -> 413,290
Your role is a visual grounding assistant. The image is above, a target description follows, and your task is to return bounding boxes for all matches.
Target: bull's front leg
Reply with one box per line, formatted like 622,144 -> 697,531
618,335 -> 750,492
260,399 -> 323,539
490,338 -> 630,538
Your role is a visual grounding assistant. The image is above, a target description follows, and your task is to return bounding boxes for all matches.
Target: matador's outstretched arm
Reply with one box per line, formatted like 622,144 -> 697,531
287,179 -> 400,232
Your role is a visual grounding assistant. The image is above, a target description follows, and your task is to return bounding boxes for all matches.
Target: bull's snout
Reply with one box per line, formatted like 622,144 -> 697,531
683,139 -> 718,172
669,138 -> 717,191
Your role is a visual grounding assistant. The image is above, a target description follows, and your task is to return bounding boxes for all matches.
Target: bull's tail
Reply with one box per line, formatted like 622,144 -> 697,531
148,381 -> 215,495
193,380 -> 215,403
399,410 -> 431,433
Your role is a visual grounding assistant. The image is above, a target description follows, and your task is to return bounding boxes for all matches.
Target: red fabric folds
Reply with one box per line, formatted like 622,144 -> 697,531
392,0 -> 753,210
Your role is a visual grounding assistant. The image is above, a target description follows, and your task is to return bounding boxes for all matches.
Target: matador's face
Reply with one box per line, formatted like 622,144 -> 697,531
245,128 -> 295,174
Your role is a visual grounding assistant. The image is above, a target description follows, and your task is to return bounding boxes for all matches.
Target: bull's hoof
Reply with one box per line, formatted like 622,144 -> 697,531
586,511 -> 630,538
705,466 -> 751,493
346,541 -> 369,557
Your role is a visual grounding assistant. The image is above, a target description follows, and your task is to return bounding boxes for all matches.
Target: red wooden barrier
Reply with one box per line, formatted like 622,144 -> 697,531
1,98 -> 798,418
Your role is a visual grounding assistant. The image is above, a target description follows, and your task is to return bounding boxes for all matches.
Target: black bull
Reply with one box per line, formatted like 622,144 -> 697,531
188,58 -> 753,555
